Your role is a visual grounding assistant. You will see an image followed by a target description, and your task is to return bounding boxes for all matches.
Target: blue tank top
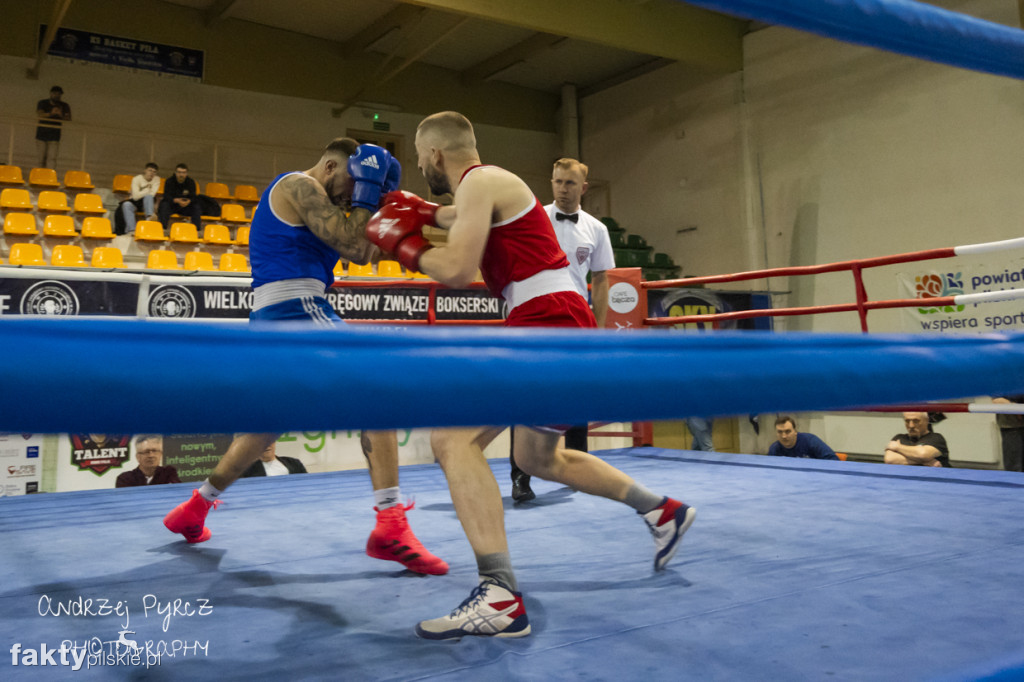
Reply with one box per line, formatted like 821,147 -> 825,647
250,172 -> 339,290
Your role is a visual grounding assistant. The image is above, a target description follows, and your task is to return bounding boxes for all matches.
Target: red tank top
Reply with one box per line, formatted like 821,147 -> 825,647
461,165 -> 570,298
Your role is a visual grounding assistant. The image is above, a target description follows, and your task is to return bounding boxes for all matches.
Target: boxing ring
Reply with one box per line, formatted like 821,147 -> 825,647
4,0 -> 1024,678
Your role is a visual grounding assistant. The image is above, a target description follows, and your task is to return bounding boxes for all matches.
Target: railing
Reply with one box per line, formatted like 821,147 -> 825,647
1,115 -> 319,189
644,236 -> 1024,332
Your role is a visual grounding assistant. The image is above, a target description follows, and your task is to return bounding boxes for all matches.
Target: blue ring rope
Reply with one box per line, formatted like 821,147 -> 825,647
682,0 -> 1024,80
3,318 -> 1023,434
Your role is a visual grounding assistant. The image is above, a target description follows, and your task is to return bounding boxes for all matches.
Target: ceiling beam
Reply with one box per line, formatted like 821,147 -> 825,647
578,57 -> 676,98
461,32 -> 568,85
404,0 -> 744,72
336,15 -> 471,116
204,0 -> 239,25
27,0 -> 75,80
342,4 -> 430,59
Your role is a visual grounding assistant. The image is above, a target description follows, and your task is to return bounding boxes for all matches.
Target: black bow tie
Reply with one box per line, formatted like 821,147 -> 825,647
555,212 -> 579,223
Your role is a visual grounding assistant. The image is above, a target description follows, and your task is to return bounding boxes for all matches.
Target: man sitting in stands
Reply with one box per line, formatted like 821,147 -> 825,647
157,163 -> 201,229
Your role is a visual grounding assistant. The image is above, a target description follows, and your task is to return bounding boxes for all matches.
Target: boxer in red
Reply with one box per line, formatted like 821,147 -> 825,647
367,111 -> 696,640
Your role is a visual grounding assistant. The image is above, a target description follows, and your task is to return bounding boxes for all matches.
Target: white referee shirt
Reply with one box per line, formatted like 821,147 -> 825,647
544,203 -> 616,300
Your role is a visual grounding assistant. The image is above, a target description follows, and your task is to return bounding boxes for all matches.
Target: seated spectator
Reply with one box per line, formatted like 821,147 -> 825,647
884,412 -> 950,467
768,416 -> 839,460
116,434 -> 181,487
241,441 -> 307,477
120,162 -> 160,234
157,163 -> 201,229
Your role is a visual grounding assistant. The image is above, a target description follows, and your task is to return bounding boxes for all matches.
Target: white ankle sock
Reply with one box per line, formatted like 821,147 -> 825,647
198,480 -> 222,502
374,486 -> 401,510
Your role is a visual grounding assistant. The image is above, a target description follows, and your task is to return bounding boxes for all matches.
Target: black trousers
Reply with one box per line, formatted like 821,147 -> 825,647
158,199 -> 202,229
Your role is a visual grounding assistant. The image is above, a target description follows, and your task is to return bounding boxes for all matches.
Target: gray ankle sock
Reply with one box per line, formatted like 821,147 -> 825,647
477,552 -> 517,592
624,483 -> 664,514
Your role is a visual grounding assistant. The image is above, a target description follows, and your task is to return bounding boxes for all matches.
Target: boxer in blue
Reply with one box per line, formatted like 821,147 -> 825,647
164,138 -> 447,575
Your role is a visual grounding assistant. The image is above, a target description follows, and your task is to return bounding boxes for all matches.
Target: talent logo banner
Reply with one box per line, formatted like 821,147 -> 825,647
42,26 -> 205,81
898,255 -> 1024,334
69,435 -> 132,476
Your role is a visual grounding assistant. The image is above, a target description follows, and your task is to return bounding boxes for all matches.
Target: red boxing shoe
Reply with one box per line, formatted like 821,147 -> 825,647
164,490 -> 219,543
366,502 -> 448,575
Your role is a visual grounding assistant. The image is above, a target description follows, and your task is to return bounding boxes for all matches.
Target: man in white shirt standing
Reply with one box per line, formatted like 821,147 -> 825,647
121,162 -> 160,234
510,157 -> 616,502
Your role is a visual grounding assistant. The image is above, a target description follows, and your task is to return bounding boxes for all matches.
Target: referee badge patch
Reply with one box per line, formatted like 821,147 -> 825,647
575,247 -> 590,265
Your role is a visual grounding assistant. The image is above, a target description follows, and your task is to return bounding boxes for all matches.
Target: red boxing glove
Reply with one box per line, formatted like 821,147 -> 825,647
366,203 -> 433,273
384,190 -> 440,227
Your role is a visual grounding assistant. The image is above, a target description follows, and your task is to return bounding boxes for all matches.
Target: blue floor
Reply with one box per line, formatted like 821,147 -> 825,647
2,449 -> 1023,680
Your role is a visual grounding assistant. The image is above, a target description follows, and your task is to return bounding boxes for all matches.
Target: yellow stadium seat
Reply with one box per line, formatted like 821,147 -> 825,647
219,203 -> 248,223
50,244 -> 86,267
4,212 -> 39,236
8,243 -> 45,266
377,260 -> 403,278
234,225 -> 249,246
1,188 -> 33,212
333,260 -> 346,278
72,192 -> 106,215
158,177 -> 166,196
37,191 -> 71,213
91,246 -> 125,268
43,214 -> 76,237
63,170 -> 95,191
0,165 -> 25,187
80,217 -> 115,239
183,251 -> 215,271
146,249 -> 180,270
347,262 -> 373,277
205,182 -> 232,200
408,270 -> 430,279
134,221 -> 166,242
28,167 -> 60,189
169,222 -> 201,243
234,185 -> 260,203
203,224 -> 232,245
111,174 -> 133,196
219,253 -> 249,272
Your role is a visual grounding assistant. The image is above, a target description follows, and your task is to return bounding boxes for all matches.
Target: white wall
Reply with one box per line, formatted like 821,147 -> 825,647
582,0 -> 1024,334
580,0 -> 1022,460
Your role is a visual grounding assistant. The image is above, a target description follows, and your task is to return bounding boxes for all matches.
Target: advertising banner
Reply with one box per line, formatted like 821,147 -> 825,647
0,270 -> 505,322
898,253 -> 1024,334
647,288 -> 774,331
0,433 -> 42,496
42,26 -> 205,81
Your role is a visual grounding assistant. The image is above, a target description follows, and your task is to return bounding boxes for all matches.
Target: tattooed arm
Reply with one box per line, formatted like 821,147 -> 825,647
275,173 -> 378,264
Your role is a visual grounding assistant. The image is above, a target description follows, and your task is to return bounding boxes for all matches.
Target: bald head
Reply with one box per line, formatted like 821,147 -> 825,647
902,412 -> 930,438
416,111 -> 477,153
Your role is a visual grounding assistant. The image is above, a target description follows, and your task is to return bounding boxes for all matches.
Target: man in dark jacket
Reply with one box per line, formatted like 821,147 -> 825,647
241,441 -> 307,477
116,434 -> 180,487
157,163 -> 201,229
